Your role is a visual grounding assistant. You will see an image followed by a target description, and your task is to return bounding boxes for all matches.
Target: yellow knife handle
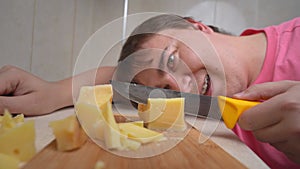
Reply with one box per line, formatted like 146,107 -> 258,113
217,96 -> 260,129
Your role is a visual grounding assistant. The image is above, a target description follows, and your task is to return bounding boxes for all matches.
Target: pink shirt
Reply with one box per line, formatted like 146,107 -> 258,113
233,17 -> 300,169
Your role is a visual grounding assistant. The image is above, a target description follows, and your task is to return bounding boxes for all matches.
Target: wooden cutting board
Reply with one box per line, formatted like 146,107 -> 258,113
23,116 -> 246,169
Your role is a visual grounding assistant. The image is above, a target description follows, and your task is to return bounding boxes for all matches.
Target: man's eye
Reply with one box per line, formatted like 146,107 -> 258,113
167,54 -> 176,70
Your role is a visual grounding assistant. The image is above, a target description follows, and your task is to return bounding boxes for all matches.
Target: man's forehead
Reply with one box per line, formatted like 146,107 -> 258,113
140,33 -> 173,49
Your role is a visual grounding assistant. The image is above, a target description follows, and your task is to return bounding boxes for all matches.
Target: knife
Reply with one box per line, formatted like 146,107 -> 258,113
111,80 -> 260,129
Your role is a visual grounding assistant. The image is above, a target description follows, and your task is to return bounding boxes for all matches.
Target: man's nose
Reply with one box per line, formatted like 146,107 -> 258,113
156,73 -> 179,91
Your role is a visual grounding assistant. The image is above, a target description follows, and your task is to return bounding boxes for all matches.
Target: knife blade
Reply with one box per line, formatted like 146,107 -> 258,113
111,80 -> 260,129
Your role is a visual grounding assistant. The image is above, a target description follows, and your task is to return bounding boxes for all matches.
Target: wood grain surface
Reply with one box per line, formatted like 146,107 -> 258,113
23,126 -> 246,169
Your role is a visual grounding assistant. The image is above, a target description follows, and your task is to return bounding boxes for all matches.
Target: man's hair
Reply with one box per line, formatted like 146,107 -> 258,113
118,14 -> 231,63
118,14 -> 194,62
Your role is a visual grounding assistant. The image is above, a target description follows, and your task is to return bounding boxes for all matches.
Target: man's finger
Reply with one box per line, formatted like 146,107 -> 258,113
238,95 -> 283,131
0,95 -> 40,115
233,81 -> 297,101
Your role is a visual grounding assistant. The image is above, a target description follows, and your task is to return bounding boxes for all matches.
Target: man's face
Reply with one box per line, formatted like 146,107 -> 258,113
130,29 -> 246,96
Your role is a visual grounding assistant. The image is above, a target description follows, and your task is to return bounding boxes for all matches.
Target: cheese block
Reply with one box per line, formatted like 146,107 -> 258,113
75,102 -> 105,140
0,153 -> 19,169
49,115 -> 87,151
101,102 -> 122,149
75,84 -> 114,141
77,84 -> 113,107
118,123 -> 164,144
76,84 -> 165,151
138,98 -> 186,131
0,120 -> 35,162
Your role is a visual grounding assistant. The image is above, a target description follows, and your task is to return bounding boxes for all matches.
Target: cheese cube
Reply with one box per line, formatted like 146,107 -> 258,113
138,98 -> 186,131
118,123 -> 164,144
0,120 -> 36,162
0,153 -> 19,169
49,115 -> 87,151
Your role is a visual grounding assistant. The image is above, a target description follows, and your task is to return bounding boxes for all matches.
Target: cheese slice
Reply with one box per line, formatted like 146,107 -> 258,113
49,115 -> 87,151
0,120 -> 35,162
119,134 -> 141,150
138,98 -> 186,131
118,123 -> 164,144
101,102 -> 122,149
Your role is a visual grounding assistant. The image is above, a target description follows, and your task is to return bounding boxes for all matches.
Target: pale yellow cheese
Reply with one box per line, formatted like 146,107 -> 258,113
0,120 -> 35,162
101,102 -> 122,149
75,102 -> 105,140
77,84 -> 113,107
0,110 -> 24,128
119,134 -> 141,150
118,122 -> 164,144
138,98 -> 186,131
75,84 -> 114,141
49,115 -> 87,151
76,84 -> 165,151
0,153 -> 19,169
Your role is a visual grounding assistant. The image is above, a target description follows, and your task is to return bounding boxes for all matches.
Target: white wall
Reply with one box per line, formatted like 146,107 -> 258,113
1,0 -> 300,81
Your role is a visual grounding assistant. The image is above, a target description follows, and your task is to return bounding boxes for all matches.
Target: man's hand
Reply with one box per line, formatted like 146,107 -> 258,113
0,65 -> 71,116
233,80 -> 300,164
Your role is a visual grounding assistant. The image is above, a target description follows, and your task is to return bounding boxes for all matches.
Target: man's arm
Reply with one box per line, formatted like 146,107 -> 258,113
0,65 -> 116,116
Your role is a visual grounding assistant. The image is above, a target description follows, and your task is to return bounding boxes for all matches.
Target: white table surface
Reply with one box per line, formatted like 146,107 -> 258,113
25,105 -> 269,169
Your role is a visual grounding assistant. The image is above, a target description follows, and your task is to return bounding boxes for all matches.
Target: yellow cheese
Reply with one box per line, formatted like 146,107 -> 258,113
75,102 -> 105,140
49,115 -> 87,151
118,123 -> 164,144
76,84 -> 165,151
0,120 -> 35,162
138,98 -> 186,131
0,153 -> 19,169
120,134 -> 141,150
1,110 -> 17,129
101,102 -> 122,149
77,84 -> 113,107
75,84 -> 114,141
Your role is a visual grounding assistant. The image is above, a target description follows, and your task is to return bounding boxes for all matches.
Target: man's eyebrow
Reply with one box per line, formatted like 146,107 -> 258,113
158,46 -> 169,70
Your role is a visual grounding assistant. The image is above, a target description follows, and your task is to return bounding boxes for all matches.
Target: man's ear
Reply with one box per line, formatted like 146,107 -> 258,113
185,18 -> 214,34
191,22 -> 214,34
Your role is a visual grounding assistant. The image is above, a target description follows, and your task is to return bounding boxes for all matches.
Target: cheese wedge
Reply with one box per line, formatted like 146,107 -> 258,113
0,120 -> 35,162
75,102 -> 105,140
138,98 -> 186,131
118,123 -> 164,144
0,153 -> 19,169
49,115 -> 87,151
101,102 -> 122,149
75,84 -> 114,141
